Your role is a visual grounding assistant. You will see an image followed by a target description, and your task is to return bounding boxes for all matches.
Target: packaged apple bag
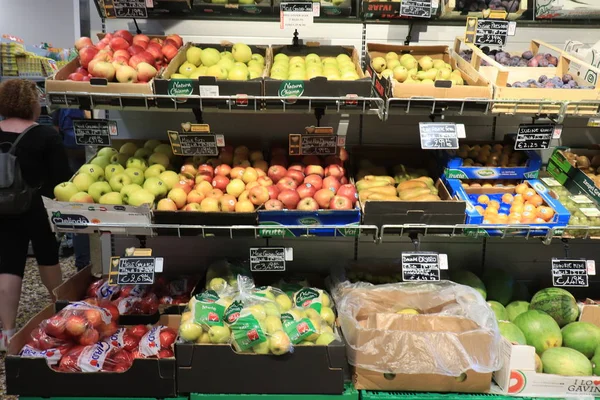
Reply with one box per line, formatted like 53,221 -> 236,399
138,325 -> 177,359
205,259 -> 252,294
178,288 -> 235,344
56,342 -> 135,372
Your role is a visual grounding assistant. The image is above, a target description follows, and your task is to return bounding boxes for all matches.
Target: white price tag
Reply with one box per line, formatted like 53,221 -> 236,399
508,21 -> 517,36
581,207 -> 600,217
199,85 -> 219,97
439,254 -> 448,270
154,257 -> 164,273
541,177 -> 562,187
587,260 -> 596,276
570,195 -> 593,204
552,124 -> 563,139
313,2 -> 320,16
285,248 -> 294,261
280,2 -> 313,30
456,123 -> 466,139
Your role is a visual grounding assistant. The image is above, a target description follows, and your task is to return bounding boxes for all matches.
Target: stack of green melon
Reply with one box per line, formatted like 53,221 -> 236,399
450,269 -> 600,377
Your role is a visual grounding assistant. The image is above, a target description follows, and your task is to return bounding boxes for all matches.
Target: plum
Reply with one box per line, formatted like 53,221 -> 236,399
528,58 -> 539,67
547,56 -> 558,66
545,82 -> 556,88
538,58 -> 549,67
538,75 -> 548,83
563,74 -> 573,83
510,56 -> 521,66
518,60 -> 528,67
522,51 -> 534,60
545,53 -> 553,60
507,0 -> 519,12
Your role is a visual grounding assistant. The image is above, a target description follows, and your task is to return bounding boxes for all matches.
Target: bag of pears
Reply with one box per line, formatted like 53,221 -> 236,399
179,288 -> 236,344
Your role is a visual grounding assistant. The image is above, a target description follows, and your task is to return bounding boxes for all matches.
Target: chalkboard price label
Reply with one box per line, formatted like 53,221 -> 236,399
108,256 -> 160,285
402,252 -> 441,281
552,258 -> 589,287
73,119 -> 114,146
419,122 -> 459,149
168,130 -> 220,156
250,247 -> 288,272
400,0 -> 432,18
103,0 -> 148,18
280,2 -> 314,29
514,124 -> 554,150
289,134 -> 337,155
474,19 -> 509,46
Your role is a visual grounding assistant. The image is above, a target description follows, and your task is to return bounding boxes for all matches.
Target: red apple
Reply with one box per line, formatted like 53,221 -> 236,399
214,164 -> 231,177
249,186 -> 269,206
138,51 -> 155,65
337,184 -> 358,205
157,198 -> 178,211
110,37 -> 130,51
276,177 -> 297,192
195,172 -> 213,184
297,197 -> 319,211
150,37 -> 164,45
116,65 -> 138,83
114,30 -> 133,44
340,147 -> 349,161
277,189 -> 300,210
304,174 -> 323,190
187,190 -> 205,204
180,164 -> 197,179
264,199 -> 284,210
113,49 -> 131,60
96,41 -> 109,51
75,67 -> 88,75
93,50 -> 113,63
91,61 -> 116,80
323,176 -> 341,194
184,203 -> 202,211
173,180 -> 192,194
219,194 -> 237,212
162,44 -> 178,61
128,54 -> 146,69
75,37 -> 93,51
288,164 -> 304,172
285,169 -> 304,186
305,165 -> 324,177
212,175 -> 230,191
136,62 -> 157,82
266,185 -> 280,200
166,34 -> 183,48
164,39 -> 178,49
315,188 -> 335,209
257,176 -> 273,187
79,46 -> 99,68
340,176 -> 349,184
146,45 -> 163,64
128,44 -> 145,56
132,34 -> 150,46
302,155 -> 321,166
330,195 -> 353,210
325,155 -> 343,166
297,183 -> 317,199
230,167 -> 245,180
197,164 -> 214,176
267,165 -> 287,183
68,72 -> 84,81
325,164 -> 345,179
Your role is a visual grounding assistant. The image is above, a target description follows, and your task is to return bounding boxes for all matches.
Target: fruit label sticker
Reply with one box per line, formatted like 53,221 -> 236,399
193,290 -> 226,328
230,311 -> 267,351
419,123 -> 459,150
282,313 -> 317,344
78,342 -> 113,372
249,247 -> 290,271
289,134 -> 338,155
514,124 -> 554,150
103,0 -> 148,18
400,0 -> 432,18
552,258 -> 589,287
108,256 -> 158,285
168,80 -> 194,96
280,2 -> 313,30
73,119 -> 113,146
401,252 -> 441,281
168,130 -> 220,156
294,288 -> 322,312
473,19 -> 509,46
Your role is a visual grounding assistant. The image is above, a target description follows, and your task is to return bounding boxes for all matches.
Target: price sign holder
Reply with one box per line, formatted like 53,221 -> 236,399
289,126 -> 338,155
552,258 -> 589,287
103,0 -> 148,18
465,17 -> 509,46
419,122 -> 459,149
168,123 -> 224,156
400,0 -> 432,18
401,252 -> 442,281
280,2 -> 313,30
73,119 -> 115,146
514,124 -> 555,150
249,247 -> 293,272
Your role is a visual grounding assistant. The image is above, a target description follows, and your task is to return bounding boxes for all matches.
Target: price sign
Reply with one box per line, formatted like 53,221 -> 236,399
400,0 -> 432,18
280,2 -> 313,30
109,256 -> 161,285
168,130 -> 220,156
401,252 -> 441,281
514,124 -> 554,150
552,259 -> 589,287
73,120 -> 114,146
474,19 -> 509,46
103,0 -> 148,18
250,247 -> 290,272
419,122 -> 459,149
289,134 -> 337,155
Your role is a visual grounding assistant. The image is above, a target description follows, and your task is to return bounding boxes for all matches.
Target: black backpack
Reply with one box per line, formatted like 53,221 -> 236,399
0,124 -> 38,215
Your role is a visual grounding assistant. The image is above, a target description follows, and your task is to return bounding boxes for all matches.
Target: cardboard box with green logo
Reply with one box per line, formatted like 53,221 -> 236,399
548,147 -> 600,206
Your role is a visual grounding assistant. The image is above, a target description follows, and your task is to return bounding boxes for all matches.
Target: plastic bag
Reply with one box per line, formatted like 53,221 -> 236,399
205,259 -> 251,294
20,343 -> 73,367
56,342 -> 134,372
113,293 -> 159,315
178,289 -> 236,343
336,280 -> 502,376
138,325 -> 177,358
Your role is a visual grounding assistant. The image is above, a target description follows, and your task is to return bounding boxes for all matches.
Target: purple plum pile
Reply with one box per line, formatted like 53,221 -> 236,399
454,0 -> 519,12
458,49 -> 558,67
508,74 -> 593,89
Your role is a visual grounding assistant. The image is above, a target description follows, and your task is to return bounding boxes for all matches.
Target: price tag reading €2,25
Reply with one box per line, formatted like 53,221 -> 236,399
280,2 -> 313,30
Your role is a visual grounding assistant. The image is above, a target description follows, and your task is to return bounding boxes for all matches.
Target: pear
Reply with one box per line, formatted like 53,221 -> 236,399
444,63 -> 453,70
421,79 -> 435,85
401,57 -> 418,70
386,59 -> 401,70
405,77 -> 419,84
433,59 -> 446,70
436,68 -> 452,80
418,56 -> 434,71
381,69 -> 394,79
393,66 -> 408,82
423,68 -> 438,81
416,71 -> 427,80
399,53 -> 415,64
451,75 -> 464,86
385,52 -> 399,63
371,57 -> 387,73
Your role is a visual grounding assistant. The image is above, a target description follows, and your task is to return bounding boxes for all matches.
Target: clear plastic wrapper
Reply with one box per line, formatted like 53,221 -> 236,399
19,343 -> 73,367
113,293 -> 159,315
56,343 -> 134,372
138,325 -> 177,358
336,281 -> 502,376
205,259 -> 252,294
178,289 -> 235,344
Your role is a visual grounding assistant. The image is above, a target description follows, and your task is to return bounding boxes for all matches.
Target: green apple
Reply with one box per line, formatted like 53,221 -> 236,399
371,56 -> 387,73
381,69 -> 393,79
208,325 -> 231,344
336,53 -> 352,64
126,157 -> 148,172
252,340 -> 270,354
119,142 -> 138,156
264,315 -> 283,334
322,57 -> 337,66
120,184 -> 142,204
99,192 -> 123,205
251,53 -> 264,65
186,46 -> 203,66
387,59 -> 400,70
148,152 -> 169,168
315,332 -> 336,345
79,164 -> 105,181
270,65 -> 288,77
299,341 -> 315,346
275,294 -> 292,312
249,68 -> 262,79
274,53 -> 289,63
69,192 -> 93,203
110,153 -> 129,167
54,182 -> 79,202
73,173 -> 95,192
289,56 -> 304,66
88,181 -> 112,203
305,308 -> 320,321
320,325 -> 333,334
104,164 -> 125,181
97,147 -> 117,158
109,173 -> 132,192
124,167 -> 145,185
305,53 -> 320,64
288,73 -> 306,81
196,332 -> 211,344
127,189 -> 155,207
268,330 -> 291,355
228,67 -> 249,81
180,322 -> 203,342
206,65 -> 228,80
247,304 -> 266,321
179,61 -> 197,77
220,51 -> 234,60
320,306 -> 335,326
247,59 -> 263,70
170,73 -> 189,79
217,57 -> 235,72
263,302 -> 279,317
134,147 -> 152,159
341,71 -> 359,80
144,164 -> 166,179
143,177 -> 168,199
232,43 -> 252,63
270,73 -> 287,80
208,277 -> 227,292
322,293 -> 331,307
159,171 -> 179,190
90,156 -> 111,169
154,144 -> 174,159
144,139 -> 162,151
200,48 -> 221,67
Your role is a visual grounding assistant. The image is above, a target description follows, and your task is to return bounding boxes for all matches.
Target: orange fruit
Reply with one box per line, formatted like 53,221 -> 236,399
488,200 -> 501,210
521,217 -> 534,224
521,210 -> 534,220
515,183 -> 528,194
501,193 -> 514,204
527,194 -> 543,207
537,206 -> 555,221
507,218 -> 521,224
523,189 -> 536,200
477,195 -> 490,204
534,218 -> 546,224
475,205 -> 485,215
509,212 -> 522,220
523,204 -> 536,213
496,214 -> 508,223
483,217 -> 494,224
484,207 -> 499,215
513,194 -> 524,202
510,204 -> 524,214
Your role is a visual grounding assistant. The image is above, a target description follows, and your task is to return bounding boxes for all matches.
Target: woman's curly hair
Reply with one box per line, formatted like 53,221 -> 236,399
0,79 -> 39,120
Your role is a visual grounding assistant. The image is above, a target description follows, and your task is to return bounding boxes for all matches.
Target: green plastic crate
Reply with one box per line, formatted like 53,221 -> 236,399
191,384 -> 358,400
20,397 -> 187,400
361,391 -> 595,400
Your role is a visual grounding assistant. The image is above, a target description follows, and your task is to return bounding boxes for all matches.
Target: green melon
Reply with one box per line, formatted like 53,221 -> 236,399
534,353 -> 543,373
561,322 -> 600,358
529,288 -> 579,327
541,347 -> 592,376
482,268 -> 514,306
499,321 -> 527,345
513,310 -> 562,355
488,301 -> 508,321
450,270 -> 486,299
591,345 -> 600,375
506,301 -> 530,322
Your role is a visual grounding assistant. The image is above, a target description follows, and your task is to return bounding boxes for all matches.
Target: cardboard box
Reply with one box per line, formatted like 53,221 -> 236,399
366,43 -> 493,107
564,40 -> 600,87
549,147 -> 600,205
5,307 -> 179,398
264,44 -> 372,110
439,0 -> 526,19
257,208 -> 360,237
536,0 -> 600,19
191,0 -> 273,15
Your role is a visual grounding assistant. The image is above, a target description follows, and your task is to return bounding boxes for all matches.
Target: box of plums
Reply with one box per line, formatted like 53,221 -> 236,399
439,0 -> 527,20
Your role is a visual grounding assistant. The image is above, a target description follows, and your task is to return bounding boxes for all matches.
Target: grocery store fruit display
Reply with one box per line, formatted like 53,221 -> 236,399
548,185 -> 600,237
488,300 -> 507,321
453,143 -> 528,168
269,52 -> 360,81
529,287 -> 579,327
356,163 -> 439,202
482,268 -> 514,305
452,0 -> 520,12
498,321 -> 527,345
505,300 -> 530,322
170,43 -> 265,81
560,150 -> 600,188
509,74 -> 590,89
449,270 -> 486,299
69,31 -> 183,83
541,347 -> 593,376
561,322 -> 600,358
371,53 -> 464,85
459,49 -> 556,67
513,309 -> 563,355
460,179 -> 518,188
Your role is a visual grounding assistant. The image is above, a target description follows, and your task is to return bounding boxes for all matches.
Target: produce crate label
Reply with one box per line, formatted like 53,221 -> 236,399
103,327 -> 127,348
168,80 -> 194,96
168,130 -> 219,156
229,309 -> 267,351
73,119 -> 114,146
193,290 -> 226,327
280,2 -> 313,29
279,81 -> 304,98
402,252 -> 441,281
552,258 -> 589,287
294,288 -> 323,312
104,0 -> 148,18
400,0 -> 432,18
282,313 -> 318,344
289,133 -> 338,156
225,300 -> 244,324
19,344 -> 63,366
108,256 -> 157,285
569,195 -> 594,204
514,124 -> 554,150
199,85 -> 219,97
581,207 -> 600,217
78,341 -> 114,372
419,122 -> 459,149
541,177 -> 562,187
249,247 -> 287,271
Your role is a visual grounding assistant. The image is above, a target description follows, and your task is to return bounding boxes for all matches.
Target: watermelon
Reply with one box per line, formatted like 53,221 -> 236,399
541,347 -> 592,376
450,270 -> 486,299
488,301 -> 508,321
529,288 -> 579,327
482,268 -> 514,305
591,345 -> 600,375
506,301 -> 530,322
561,322 -> 600,358
499,321 -> 526,345
513,310 -> 562,355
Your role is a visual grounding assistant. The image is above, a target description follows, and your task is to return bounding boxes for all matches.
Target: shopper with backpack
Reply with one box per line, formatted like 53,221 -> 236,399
0,79 -> 71,350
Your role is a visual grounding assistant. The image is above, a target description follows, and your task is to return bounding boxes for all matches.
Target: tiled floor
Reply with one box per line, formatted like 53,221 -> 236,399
0,256 -> 76,399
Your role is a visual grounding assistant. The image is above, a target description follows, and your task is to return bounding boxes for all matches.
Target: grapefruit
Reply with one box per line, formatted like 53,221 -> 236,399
561,321 -> 600,358
488,301 -> 508,321
541,347 -> 592,376
482,268 -> 514,305
506,301 -> 530,322
513,310 -> 562,355
529,288 -> 579,327
450,270 -> 486,299
499,321 -> 526,345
